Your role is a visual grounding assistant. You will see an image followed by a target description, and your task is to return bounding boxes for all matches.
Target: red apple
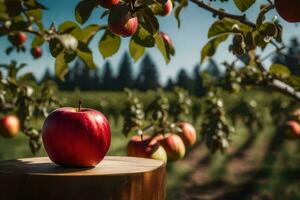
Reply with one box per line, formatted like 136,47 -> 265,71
161,0 -> 173,16
160,31 -> 175,55
284,120 -> 300,139
31,47 -> 42,59
98,0 -> 119,9
275,0 -> 300,22
42,106 -> 111,167
108,4 -> 138,37
0,115 -> 20,138
127,135 -> 167,162
8,32 -> 27,47
153,133 -> 185,162
177,122 -> 197,149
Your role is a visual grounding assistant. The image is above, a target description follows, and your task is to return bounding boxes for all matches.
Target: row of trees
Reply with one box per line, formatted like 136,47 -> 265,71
41,52 -> 221,96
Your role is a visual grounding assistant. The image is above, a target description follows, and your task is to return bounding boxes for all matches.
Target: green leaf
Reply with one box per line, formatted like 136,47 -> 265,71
233,0 -> 255,12
208,18 -> 250,38
77,24 -> 106,43
49,38 -> 63,57
58,21 -> 80,34
132,25 -> 155,47
129,38 -> 145,62
269,64 -> 291,78
76,41 -> 96,69
98,30 -> 121,58
55,52 -> 69,80
141,7 -> 159,36
174,0 -> 188,28
31,35 -> 44,48
155,34 -> 170,64
201,34 -> 228,64
75,0 -> 96,24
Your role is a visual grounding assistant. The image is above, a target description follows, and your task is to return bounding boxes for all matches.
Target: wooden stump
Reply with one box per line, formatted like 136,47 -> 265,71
0,156 -> 166,200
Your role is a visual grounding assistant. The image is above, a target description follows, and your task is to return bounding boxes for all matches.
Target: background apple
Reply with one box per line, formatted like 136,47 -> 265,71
178,122 -> 197,149
8,32 -> 27,47
127,135 -> 167,162
108,4 -> 138,37
275,0 -> 300,22
31,47 -> 42,59
98,0 -> 119,9
153,133 -> 185,162
284,120 -> 300,139
42,105 -> 111,167
0,115 -> 20,138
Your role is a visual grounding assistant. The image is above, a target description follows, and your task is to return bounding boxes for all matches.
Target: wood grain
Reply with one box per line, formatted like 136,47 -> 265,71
0,156 -> 166,200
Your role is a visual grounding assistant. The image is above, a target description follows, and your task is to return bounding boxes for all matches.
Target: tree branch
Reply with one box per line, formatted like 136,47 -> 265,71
189,0 -> 256,28
255,57 -> 300,101
268,79 -> 300,101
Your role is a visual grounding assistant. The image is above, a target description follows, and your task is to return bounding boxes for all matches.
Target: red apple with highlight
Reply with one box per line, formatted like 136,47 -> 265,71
127,135 -> 167,163
98,0 -> 120,9
108,4 -> 138,37
177,122 -> 197,149
31,47 -> 42,59
42,104 -> 111,167
153,133 -> 185,162
0,115 -> 20,138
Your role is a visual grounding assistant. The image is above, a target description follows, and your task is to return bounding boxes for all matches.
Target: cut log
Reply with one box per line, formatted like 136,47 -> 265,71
0,156 -> 166,200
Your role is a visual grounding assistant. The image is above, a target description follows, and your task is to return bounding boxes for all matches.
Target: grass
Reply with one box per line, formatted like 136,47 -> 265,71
0,90 -> 300,199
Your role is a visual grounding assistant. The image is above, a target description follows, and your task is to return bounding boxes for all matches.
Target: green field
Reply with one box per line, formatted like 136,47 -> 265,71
1,90 -> 300,199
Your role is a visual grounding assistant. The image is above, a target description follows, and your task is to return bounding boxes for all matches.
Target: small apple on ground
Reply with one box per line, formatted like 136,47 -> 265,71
31,47 -> 42,59
42,101 -> 111,167
127,135 -> 167,163
108,4 -> 138,37
177,122 -> 197,149
98,0 -> 119,9
284,120 -> 300,139
0,115 -> 20,138
275,0 -> 300,22
153,133 -> 185,162
8,32 -> 27,47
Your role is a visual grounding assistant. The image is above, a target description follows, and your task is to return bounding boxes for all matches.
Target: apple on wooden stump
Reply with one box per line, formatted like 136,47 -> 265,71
127,135 -> 167,163
42,100 -> 111,167
177,122 -> 197,149
152,133 -> 185,162
0,115 -> 20,138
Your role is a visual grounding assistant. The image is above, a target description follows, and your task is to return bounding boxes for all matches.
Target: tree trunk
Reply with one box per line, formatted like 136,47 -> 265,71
0,156 -> 166,200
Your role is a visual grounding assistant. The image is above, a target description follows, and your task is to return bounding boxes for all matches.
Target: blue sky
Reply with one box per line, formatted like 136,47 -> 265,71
1,0 -> 300,84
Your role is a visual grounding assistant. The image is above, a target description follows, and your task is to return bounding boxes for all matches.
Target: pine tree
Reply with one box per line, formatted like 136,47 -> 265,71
136,54 -> 160,91
40,68 -> 53,83
193,65 -> 205,96
102,61 -> 116,90
176,68 -> 194,93
165,78 -> 174,91
273,37 -> 300,76
116,52 -> 134,90
205,59 -> 221,78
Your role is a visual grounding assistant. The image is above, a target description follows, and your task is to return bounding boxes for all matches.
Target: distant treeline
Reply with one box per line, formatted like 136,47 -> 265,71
41,52 -> 222,96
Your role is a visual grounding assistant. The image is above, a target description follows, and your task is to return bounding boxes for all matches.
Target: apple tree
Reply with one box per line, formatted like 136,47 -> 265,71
1,0 -> 300,154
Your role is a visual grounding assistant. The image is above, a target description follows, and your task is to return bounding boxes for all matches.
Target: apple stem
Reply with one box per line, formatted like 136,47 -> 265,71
140,134 -> 144,141
78,99 -> 82,112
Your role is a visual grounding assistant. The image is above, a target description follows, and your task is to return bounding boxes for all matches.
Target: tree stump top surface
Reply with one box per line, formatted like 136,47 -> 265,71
0,156 -> 164,177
